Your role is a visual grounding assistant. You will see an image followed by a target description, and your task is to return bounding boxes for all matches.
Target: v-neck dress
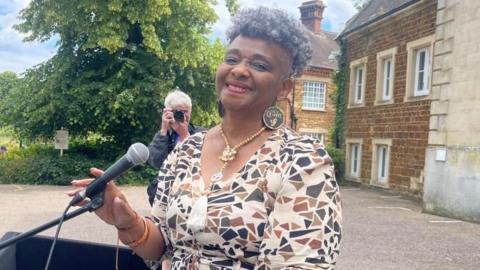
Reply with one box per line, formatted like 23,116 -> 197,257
150,127 -> 342,270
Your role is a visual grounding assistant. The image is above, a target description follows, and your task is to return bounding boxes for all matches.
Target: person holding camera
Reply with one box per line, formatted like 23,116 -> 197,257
147,89 -> 201,205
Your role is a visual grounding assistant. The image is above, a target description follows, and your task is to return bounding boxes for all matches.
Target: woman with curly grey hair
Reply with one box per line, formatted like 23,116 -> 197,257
70,6 -> 342,270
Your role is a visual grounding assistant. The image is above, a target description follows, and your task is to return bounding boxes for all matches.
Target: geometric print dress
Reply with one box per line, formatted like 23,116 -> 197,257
151,127 -> 342,269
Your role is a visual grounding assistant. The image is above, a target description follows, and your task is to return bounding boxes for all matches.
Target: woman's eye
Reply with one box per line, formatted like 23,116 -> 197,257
251,62 -> 268,72
224,57 -> 238,65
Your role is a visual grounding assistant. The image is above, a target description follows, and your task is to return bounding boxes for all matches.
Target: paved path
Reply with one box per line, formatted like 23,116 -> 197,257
1,184 -> 479,269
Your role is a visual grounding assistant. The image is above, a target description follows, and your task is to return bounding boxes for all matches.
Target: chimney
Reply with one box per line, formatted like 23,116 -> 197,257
299,0 -> 325,34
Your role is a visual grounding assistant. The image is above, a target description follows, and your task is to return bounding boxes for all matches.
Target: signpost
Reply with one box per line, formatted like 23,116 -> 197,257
54,129 -> 69,156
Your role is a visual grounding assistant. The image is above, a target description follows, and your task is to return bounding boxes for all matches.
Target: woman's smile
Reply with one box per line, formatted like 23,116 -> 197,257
225,81 -> 251,94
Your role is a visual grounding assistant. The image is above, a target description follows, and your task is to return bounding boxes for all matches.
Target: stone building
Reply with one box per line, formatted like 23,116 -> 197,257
423,0 -> 480,222
337,0 -> 438,196
280,0 -> 338,145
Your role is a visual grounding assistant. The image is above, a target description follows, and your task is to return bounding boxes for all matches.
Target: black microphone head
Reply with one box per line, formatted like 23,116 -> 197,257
126,143 -> 149,165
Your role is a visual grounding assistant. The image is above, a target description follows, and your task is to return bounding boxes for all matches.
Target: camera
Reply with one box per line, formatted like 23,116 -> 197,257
173,110 -> 185,123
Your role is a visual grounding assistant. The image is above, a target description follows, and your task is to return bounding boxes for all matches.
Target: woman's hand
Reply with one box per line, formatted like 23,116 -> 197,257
67,167 -> 138,230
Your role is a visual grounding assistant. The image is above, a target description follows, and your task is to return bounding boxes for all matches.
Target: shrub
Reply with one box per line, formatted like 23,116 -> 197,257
0,143 -> 154,186
326,145 -> 345,182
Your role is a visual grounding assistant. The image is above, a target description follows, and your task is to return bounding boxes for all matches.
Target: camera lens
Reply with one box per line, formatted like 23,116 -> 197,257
173,110 -> 185,122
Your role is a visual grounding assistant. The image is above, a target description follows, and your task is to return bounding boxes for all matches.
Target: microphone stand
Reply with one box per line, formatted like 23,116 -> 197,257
0,192 -> 105,250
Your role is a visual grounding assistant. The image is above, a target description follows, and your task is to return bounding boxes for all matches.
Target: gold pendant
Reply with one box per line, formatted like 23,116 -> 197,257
219,146 -> 236,162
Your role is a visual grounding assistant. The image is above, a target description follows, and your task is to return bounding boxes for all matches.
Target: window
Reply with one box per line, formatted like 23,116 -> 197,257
371,139 -> 392,187
375,47 -> 397,105
405,36 -> 434,100
302,81 -> 326,110
354,67 -> 364,104
350,144 -> 361,177
346,138 -> 363,180
302,132 -> 325,144
349,57 -> 367,107
382,58 -> 392,100
377,145 -> 389,182
414,47 -> 430,96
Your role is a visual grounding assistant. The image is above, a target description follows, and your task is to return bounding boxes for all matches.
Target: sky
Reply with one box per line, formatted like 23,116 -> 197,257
0,0 -> 357,75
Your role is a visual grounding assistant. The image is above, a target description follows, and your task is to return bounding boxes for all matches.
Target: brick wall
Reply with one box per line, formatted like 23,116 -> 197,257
343,0 -> 437,195
290,67 -> 336,144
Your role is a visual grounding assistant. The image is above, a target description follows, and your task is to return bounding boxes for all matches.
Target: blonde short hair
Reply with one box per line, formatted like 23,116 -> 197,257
164,89 -> 192,109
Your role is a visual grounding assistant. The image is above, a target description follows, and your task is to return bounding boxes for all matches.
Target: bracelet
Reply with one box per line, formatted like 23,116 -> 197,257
121,216 -> 150,248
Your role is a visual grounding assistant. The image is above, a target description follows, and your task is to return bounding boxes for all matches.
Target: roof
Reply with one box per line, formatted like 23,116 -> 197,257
307,30 -> 339,70
339,0 -> 420,37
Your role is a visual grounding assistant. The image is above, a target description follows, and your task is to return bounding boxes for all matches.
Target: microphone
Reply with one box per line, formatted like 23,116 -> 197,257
69,143 -> 149,206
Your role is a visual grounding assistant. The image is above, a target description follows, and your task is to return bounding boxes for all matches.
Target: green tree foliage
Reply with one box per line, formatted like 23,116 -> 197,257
10,0 -> 231,149
0,71 -> 24,135
225,0 -> 240,15
330,39 -> 347,149
351,0 -> 369,11
0,71 -> 19,102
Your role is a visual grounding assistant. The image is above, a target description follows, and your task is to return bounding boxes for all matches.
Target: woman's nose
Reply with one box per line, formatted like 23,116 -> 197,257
230,61 -> 250,79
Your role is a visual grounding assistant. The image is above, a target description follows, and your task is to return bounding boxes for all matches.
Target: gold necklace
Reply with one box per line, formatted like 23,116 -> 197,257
187,124 -> 266,233
209,125 -> 266,183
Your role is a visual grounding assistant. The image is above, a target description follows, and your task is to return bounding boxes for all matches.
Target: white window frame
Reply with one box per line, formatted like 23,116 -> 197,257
414,47 -> 430,96
345,138 -> 363,181
349,57 -> 368,108
351,144 -> 361,177
302,132 -> 325,145
375,47 -> 397,105
371,138 -> 392,187
302,80 -> 326,111
405,35 -> 434,101
299,128 -> 327,145
354,67 -> 364,104
382,59 -> 392,100
377,145 -> 389,182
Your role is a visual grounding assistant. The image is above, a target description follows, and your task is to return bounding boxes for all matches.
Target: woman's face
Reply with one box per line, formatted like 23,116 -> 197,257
215,35 -> 293,115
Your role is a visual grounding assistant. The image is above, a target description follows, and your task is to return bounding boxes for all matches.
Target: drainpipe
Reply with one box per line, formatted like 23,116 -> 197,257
290,78 -> 297,130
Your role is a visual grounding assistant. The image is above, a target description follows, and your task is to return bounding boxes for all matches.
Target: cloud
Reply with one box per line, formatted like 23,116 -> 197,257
0,0 -> 57,75
323,0 -> 359,32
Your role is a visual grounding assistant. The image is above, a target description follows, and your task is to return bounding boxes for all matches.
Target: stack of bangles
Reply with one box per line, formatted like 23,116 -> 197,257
117,212 -> 150,248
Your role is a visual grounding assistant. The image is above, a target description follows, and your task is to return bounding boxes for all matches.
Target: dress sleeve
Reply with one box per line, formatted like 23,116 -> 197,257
256,146 -> 342,270
150,146 -> 180,251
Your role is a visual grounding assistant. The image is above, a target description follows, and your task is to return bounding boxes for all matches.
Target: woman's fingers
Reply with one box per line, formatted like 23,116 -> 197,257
90,167 -> 104,177
70,178 -> 93,187
68,167 -> 105,204
66,187 -> 86,197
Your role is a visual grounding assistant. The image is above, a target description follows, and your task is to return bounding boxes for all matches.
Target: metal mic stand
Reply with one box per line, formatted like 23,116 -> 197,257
0,192 -> 105,250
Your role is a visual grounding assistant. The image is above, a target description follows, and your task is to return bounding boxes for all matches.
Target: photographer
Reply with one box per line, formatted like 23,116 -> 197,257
147,89 -> 201,205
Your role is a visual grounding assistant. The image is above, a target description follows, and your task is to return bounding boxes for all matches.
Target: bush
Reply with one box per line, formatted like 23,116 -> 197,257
326,145 -> 345,182
0,143 -> 155,186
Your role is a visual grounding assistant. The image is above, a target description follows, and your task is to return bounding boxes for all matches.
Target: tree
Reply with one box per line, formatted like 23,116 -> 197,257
12,0 -> 233,150
351,0 -> 369,11
0,71 -> 19,104
0,72 -> 21,129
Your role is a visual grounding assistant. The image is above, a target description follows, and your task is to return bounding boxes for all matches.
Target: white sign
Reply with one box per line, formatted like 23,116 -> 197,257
54,130 -> 69,150
435,147 -> 447,162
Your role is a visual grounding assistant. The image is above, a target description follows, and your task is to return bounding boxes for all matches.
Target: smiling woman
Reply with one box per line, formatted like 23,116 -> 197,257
70,6 -> 342,270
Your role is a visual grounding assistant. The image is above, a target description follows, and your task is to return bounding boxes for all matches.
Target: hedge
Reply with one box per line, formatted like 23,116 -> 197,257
0,144 -> 155,186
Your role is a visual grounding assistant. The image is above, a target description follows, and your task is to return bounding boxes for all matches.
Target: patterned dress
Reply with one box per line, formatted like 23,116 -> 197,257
151,127 -> 342,270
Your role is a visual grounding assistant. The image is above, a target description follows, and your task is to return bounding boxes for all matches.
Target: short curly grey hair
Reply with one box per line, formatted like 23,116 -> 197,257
164,89 -> 192,109
226,7 -> 313,77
